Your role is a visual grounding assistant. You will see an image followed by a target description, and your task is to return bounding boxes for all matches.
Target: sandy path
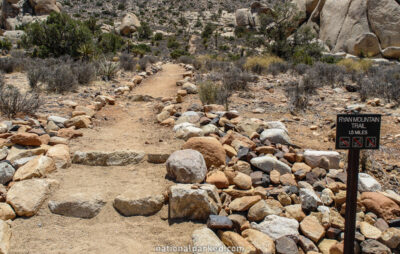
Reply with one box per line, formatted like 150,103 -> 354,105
9,63 -> 202,254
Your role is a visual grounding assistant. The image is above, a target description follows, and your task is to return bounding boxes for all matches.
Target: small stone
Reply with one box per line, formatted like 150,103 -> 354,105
321,188 -> 334,206
285,204 -> 306,222
358,173 -> 381,192
275,236 -> 298,254
300,215 -> 325,243
300,188 -> 322,212
192,227 -> 232,254
233,172 -> 252,190
49,193 -> 106,219
229,196 -> 261,212
278,192 -> 292,206
166,149 -> 207,183
270,170 -> 280,185
250,156 -> 291,175
0,162 -> 15,185
298,235 -> 318,252
379,227 -> 400,249
251,215 -> 299,240
64,116 -> 91,129
13,155 -> 56,181
242,229 -> 275,254
292,162 -> 311,173
360,239 -> 391,254
206,215 -> 233,230
318,239 -> 338,254
248,200 -> 283,222
0,203 -> 16,220
206,171 -> 229,189
147,153 -> 169,164
280,173 -> 297,186
46,144 -> 71,169
113,192 -> 164,216
182,137 -> 226,168
219,231 -> 257,254
360,222 -> 382,239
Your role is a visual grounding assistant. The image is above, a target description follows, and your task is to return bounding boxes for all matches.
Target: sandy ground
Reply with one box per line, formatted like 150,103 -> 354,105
9,64 -> 203,254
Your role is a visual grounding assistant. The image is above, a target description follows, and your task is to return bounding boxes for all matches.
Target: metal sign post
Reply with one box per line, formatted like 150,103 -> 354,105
336,114 -> 381,254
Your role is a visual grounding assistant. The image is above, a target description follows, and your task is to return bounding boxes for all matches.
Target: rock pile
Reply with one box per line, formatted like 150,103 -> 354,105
155,68 -> 400,254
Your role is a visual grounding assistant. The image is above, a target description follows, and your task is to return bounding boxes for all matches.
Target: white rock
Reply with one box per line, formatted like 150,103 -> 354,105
251,215 -> 299,240
358,173 -> 381,192
250,156 -> 291,174
0,162 -> 15,185
166,149 -> 207,183
304,150 -> 341,169
260,129 -> 291,145
47,116 -> 68,125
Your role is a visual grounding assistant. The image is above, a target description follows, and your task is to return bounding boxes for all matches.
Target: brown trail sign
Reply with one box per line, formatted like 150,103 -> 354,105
335,114 -> 381,254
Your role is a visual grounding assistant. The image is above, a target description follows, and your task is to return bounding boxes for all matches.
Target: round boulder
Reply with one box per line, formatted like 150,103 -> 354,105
182,137 -> 226,168
166,149 -> 207,183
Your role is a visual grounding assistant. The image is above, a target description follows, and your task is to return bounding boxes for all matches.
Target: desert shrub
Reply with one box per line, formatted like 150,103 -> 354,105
97,32 -> 124,54
201,23 -> 215,39
358,65 -> 400,104
0,38 -> 12,52
337,58 -> 372,73
198,81 -> 218,105
22,12 -> 93,58
167,37 -> 180,49
119,53 -> 136,71
46,64 -> 77,92
71,61 -> 96,84
293,63 -> 309,75
267,62 -> 290,76
178,56 -> 202,70
98,60 -> 118,81
129,43 -> 151,57
154,32 -> 163,41
170,49 -> 189,59
244,55 -> 284,74
0,58 -> 18,73
0,84 -> 41,118
26,63 -> 46,89
223,67 -> 253,91
311,62 -> 346,87
137,22 -> 153,40
285,80 -> 309,113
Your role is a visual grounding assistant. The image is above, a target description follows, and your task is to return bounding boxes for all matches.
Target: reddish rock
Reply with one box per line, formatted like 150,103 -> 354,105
10,133 -> 42,146
284,153 -> 296,163
206,171 -> 229,189
361,192 -> 400,221
57,128 -> 83,139
183,137 -> 226,168
220,131 -> 256,150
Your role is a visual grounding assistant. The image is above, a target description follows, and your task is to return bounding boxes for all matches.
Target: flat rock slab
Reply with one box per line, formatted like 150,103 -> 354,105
113,192 -> 164,216
48,193 -> 106,219
72,151 -> 145,166
6,178 -> 52,217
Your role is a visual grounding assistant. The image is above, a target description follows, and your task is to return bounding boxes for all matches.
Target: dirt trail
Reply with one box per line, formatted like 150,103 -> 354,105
9,63 -> 202,254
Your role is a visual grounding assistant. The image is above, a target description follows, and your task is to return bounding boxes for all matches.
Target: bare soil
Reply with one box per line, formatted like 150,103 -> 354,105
9,64 -> 203,254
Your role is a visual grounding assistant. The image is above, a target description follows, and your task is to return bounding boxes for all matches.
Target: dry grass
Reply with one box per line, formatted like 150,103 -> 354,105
337,58 -> 372,73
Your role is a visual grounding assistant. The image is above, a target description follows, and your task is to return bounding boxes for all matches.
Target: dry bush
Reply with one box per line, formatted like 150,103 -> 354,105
198,81 -> 218,105
119,53 -> 137,71
244,55 -> 284,74
0,83 -> 42,118
337,58 -> 372,73
72,61 -> 96,84
46,64 -> 77,93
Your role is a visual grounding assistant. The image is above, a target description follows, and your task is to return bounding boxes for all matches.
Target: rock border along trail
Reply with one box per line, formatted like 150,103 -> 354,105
9,63 -> 201,253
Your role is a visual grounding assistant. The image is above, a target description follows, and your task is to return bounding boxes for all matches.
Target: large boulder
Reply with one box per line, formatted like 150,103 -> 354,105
361,192 -> 400,221
235,8 -> 252,27
119,13 -> 141,36
113,192 -> 164,216
332,0 -> 380,57
382,46 -> 400,59
13,155 -> 56,181
169,184 -> 221,220
48,193 -> 106,219
320,0 -> 352,49
166,149 -> 207,183
10,133 -> 42,146
29,0 -> 60,15
368,0 -> 400,49
72,151 -> 145,166
182,137 -> 226,168
6,178 -> 52,217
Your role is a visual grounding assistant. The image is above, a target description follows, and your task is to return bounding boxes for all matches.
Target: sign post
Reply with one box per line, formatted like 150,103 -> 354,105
336,114 -> 381,254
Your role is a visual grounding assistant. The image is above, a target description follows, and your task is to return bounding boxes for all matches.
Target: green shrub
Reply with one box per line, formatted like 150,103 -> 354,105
154,32 -> 163,41
198,81 -> 218,105
201,23 -> 215,39
137,22 -> 153,40
0,38 -> 12,52
97,33 -> 125,54
170,49 -> 189,59
129,43 -> 151,57
167,37 -> 180,49
98,60 -> 118,81
22,13 -> 93,58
